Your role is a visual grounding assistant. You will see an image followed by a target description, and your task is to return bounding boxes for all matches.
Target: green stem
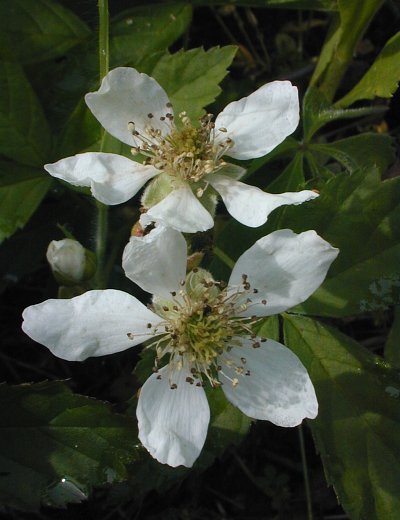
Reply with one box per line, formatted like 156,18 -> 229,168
98,0 -> 109,82
95,0 -> 110,289
298,425 -> 313,520
213,246 -> 235,270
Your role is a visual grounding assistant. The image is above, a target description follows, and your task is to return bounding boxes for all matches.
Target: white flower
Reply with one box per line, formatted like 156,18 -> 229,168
46,239 -> 86,282
44,67 -> 318,233
22,226 -> 338,467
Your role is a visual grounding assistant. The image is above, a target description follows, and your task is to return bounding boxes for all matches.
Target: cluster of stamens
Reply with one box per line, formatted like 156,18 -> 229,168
128,103 -> 234,196
127,270 -> 268,389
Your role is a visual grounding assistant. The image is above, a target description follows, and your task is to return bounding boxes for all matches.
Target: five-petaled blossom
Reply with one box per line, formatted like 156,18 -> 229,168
44,67 -> 318,233
22,225 -> 338,468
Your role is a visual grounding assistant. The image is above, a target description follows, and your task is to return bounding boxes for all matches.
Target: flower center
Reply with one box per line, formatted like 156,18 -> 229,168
147,269 -> 263,387
128,105 -> 234,186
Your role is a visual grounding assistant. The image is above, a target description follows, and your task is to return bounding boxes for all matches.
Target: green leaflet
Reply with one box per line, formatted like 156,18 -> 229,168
336,31 -> 400,107
0,161 -> 52,242
283,314 -> 400,520
141,46 -> 238,122
0,61 -> 51,167
0,381 -> 139,510
211,169 -> 400,317
310,0 -> 384,101
0,0 -> 91,64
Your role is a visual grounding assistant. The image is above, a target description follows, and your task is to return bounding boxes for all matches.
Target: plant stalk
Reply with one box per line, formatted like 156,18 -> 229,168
95,0 -> 109,289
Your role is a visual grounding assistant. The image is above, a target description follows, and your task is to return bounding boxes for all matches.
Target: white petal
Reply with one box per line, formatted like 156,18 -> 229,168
137,364 -> 210,467
219,338 -> 317,425
122,225 -> 187,298
209,174 -> 318,227
45,152 -> 158,205
229,229 -> 339,317
85,67 -> 172,146
215,80 -> 299,159
146,185 -> 214,233
22,290 -> 162,361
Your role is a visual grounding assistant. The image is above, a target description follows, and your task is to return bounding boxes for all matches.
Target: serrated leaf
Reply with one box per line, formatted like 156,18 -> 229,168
0,381 -> 139,510
336,31 -> 400,108
302,86 -> 387,139
211,168 -> 400,317
0,61 -> 51,166
142,46 -> 237,121
283,314 -> 400,520
56,5 -> 192,156
0,0 -> 91,64
111,3 -> 192,68
0,161 -> 52,242
310,133 -> 395,174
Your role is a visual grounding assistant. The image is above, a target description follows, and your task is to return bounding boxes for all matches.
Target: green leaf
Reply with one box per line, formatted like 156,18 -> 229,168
302,86 -> 387,139
310,0 -> 384,101
0,61 -> 51,166
310,133 -> 395,174
57,99 -> 100,157
141,46 -> 237,121
385,307 -> 400,368
212,168 -> 400,317
0,161 -> 52,242
265,151 -> 305,193
0,0 -> 91,64
336,32 -> 400,108
110,3 -> 192,69
283,314 -> 400,520
241,137 -> 299,182
0,381 -> 139,510
56,4 -> 192,156
256,315 -> 280,341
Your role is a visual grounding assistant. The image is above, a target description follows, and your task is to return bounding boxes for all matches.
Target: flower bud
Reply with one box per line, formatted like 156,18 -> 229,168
46,239 -> 96,285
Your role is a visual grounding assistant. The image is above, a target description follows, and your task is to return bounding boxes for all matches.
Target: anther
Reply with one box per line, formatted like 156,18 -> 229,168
127,332 -> 134,339
147,323 -> 152,329
171,291 -> 176,296
162,306 -> 169,312
160,116 -> 165,121
147,113 -> 154,118
186,377 -> 194,384
166,102 -> 173,108
261,299 -> 267,305
170,383 -> 177,390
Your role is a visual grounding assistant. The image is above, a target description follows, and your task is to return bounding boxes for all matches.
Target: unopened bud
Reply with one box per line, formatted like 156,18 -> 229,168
46,239 -> 96,285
